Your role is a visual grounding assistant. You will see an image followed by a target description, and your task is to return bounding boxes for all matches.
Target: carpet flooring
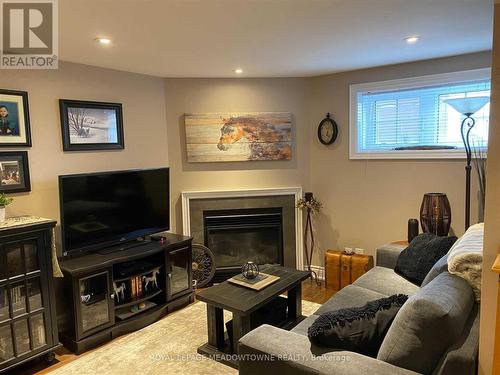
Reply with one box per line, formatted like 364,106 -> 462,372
49,300 -> 320,375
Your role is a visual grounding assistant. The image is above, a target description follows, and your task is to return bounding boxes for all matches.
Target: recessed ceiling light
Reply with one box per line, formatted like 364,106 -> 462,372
404,36 -> 420,44
95,37 -> 112,45
234,68 -> 243,74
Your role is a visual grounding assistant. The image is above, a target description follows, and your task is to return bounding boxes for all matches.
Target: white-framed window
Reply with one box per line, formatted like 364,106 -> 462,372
349,68 -> 491,159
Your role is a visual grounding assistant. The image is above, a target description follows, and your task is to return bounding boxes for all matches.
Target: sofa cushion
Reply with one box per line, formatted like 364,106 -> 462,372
421,254 -> 448,287
377,272 -> 474,374
291,314 -> 319,336
307,294 -> 408,357
394,233 -> 457,286
353,267 -> 419,297
433,304 -> 480,375
315,284 -> 386,315
376,242 -> 407,269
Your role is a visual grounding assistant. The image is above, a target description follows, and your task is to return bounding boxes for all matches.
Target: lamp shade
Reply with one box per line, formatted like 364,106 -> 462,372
444,96 -> 490,116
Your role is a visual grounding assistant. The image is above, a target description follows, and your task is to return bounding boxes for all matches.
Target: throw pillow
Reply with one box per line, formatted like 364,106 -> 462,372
307,294 -> 408,357
395,233 -> 457,286
377,272 -> 474,374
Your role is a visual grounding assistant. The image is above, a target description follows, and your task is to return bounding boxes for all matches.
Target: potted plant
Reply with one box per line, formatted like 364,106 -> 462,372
0,194 -> 13,222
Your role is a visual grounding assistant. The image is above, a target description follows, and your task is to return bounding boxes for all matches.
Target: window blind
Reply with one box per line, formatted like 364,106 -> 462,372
356,79 -> 491,154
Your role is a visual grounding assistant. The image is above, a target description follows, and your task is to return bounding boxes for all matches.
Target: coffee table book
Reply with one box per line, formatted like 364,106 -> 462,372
228,273 -> 280,290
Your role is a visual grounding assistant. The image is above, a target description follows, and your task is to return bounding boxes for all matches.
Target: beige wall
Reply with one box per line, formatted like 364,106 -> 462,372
308,52 -> 491,264
479,4 -> 500,375
164,78 -> 312,234
0,62 -> 168,252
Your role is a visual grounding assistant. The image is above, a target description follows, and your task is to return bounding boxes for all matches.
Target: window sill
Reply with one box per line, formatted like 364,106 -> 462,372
349,149 -> 472,160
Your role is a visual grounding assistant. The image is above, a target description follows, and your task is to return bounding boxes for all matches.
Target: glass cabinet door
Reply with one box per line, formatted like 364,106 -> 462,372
0,324 -> 14,363
0,236 -> 52,366
0,287 -> 9,322
10,281 -> 26,317
77,271 -> 113,338
167,247 -> 191,300
5,246 -> 23,279
30,313 -> 46,349
13,319 -> 30,355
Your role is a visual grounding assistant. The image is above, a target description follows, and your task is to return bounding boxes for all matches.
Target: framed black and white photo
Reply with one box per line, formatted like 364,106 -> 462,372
59,99 -> 124,151
0,151 -> 31,193
0,89 -> 32,147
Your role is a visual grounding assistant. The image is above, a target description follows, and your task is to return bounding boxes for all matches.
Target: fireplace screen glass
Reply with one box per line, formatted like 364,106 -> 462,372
206,226 -> 282,267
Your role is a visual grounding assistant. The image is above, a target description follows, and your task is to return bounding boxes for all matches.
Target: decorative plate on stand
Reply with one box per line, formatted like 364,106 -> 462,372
192,243 -> 216,288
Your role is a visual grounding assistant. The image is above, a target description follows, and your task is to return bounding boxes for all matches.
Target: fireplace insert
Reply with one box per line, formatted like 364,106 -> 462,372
203,207 -> 284,282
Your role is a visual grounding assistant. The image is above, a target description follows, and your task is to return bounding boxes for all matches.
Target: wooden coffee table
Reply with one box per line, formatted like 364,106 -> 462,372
196,264 -> 309,368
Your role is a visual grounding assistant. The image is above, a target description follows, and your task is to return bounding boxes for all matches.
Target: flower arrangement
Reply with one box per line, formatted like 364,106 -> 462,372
298,192 -> 322,286
297,197 -> 322,213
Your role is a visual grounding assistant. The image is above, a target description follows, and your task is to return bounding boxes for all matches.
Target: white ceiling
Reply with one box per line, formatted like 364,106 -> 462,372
59,0 -> 494,78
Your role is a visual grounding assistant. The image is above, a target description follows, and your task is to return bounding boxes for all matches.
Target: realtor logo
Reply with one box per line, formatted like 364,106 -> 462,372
0,0 -> 58,69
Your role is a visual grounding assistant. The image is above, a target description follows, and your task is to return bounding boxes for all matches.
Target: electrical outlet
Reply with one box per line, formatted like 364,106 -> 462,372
355,248 -> 365,254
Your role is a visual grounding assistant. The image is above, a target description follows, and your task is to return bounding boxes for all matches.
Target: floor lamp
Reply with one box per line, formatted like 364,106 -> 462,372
444,96 -> 489,231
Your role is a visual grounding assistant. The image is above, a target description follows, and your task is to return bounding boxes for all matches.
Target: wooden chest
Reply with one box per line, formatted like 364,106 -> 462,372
324,250 -> 374,291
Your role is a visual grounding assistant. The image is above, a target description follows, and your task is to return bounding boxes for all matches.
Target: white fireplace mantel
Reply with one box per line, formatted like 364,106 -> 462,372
181,187 -> 304,270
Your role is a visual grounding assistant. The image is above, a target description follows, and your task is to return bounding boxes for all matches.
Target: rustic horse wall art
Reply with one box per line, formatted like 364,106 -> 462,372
184,112 -> 292,162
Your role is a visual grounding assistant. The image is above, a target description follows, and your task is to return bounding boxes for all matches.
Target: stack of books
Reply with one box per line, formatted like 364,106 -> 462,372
130,276 -> 145,300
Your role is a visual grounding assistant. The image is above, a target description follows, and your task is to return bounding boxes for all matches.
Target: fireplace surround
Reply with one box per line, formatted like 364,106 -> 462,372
181,187 -> 303,282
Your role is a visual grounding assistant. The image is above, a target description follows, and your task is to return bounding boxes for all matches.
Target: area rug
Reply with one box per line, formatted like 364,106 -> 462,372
49,300 -> 320,375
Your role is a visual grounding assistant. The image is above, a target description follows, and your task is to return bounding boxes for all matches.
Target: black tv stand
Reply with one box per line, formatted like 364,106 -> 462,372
57,232 -> 194,354
96,239 -> 151,254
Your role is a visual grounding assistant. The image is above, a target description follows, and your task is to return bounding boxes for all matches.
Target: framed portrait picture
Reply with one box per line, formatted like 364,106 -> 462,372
0,151 -> 31,193
0,89 -> 32,147
59,99 -> 124,151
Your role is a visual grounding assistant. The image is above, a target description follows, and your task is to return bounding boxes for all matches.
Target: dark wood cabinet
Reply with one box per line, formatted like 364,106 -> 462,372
0,219 -> 59,373
58,233 -> 193,354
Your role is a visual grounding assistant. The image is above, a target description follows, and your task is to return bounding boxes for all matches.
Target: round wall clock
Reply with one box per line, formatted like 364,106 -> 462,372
317,113 -> 338,145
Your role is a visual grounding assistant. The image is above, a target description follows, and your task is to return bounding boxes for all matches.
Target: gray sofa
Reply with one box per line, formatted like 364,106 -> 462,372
239,244 -> 479,375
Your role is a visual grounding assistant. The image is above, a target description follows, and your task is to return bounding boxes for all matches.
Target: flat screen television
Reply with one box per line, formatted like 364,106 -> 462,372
59,168 -> 170,256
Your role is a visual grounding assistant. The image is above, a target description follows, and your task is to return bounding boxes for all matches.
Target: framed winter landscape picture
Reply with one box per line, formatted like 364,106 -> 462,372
184,112 -> 292,162
59,99 -> 124,151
